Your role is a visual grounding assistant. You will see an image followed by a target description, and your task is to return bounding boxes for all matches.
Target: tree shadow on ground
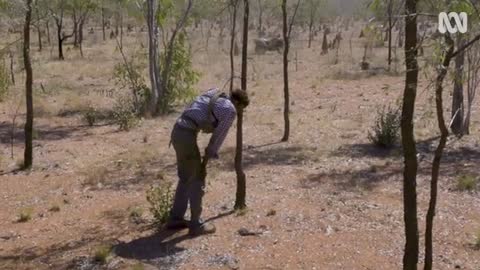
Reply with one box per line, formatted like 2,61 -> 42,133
219,144 -> 318,171
0,122 -> 90,145
302,162 -> 402,192
0,228 -> 120,269
330,143 -> 402,159
306,137 -> 480,192
330,136 -> 442,159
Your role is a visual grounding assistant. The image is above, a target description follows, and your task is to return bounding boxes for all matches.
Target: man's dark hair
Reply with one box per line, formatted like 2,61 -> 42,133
230,89 -> 250,108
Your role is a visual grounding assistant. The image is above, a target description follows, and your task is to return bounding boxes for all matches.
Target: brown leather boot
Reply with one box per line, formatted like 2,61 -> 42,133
189,222 -> 216,236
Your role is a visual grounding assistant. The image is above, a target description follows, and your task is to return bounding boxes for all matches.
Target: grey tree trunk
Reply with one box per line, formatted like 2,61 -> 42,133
229,0 -> 238,92
146,0 -> 160,115
451,36 -> 465,136
387,0 -> 392,70
46,20 -> 51,45
23,0 -> 34,169
102,6 -> 106,41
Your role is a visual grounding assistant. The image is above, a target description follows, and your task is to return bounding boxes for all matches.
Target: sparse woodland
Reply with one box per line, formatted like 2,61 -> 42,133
0,0 -> 479,269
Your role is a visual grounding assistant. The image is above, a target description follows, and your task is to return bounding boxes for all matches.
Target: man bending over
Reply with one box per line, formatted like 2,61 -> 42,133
166,88 -> 249,236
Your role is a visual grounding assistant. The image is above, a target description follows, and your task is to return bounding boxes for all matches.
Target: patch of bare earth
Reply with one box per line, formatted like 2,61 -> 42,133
1,28 -> 479,270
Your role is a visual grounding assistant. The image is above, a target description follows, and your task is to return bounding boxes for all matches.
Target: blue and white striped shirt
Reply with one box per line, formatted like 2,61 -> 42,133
178,88 -> 236,158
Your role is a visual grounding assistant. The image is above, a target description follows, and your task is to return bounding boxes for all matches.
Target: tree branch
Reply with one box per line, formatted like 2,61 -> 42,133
452,33 -> 480,58
287,0 -> 301,38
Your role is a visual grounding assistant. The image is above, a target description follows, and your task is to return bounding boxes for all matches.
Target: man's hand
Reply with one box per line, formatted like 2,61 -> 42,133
205,147 -> 219,160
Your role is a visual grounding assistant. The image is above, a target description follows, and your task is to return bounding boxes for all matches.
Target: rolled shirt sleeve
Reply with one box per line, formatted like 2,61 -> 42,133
206,101 -> 237,159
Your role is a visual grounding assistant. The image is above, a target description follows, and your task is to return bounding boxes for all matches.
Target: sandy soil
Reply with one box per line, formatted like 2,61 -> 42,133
0,25 -> 479,270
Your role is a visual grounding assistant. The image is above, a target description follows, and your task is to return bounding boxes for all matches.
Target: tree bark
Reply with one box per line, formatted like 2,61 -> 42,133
234,0 -> 249,210
321,30 -> 328,55
57,23 -> 64,60
257,0 -> 263,32
451,36 -> 465,136
281,0 -> 290,142
229,0 -> 238,92
424,33 -> 454,270
402,0 -> 419,269
387,0 -> 393,70
23,0 -> 33,169
45,20 -> 51,45
9,51 -> 15,85
37,27 -> 42,51
73,11 -> 79,47
146,0 -> 160,115
308,18 -> 313,48
102,6 -> 106,41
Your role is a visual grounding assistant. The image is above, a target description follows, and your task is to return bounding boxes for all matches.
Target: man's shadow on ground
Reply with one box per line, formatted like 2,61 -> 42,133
114,210 -> 235,261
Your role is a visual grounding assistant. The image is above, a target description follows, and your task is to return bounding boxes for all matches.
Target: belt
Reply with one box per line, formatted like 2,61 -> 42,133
170,118 -> 197,148
174,116 -> 199,133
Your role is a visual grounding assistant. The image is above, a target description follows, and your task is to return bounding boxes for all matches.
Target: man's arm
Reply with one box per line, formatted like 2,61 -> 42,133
205,106 -> 236,159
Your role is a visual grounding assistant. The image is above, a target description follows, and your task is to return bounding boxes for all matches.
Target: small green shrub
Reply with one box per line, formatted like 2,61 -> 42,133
368,105 -> 401,148
456,175 -> 478,191
112,95 -> 139,131
18,208 -> 33,223
83,107 -> 98,127
93,245 -> 111,264
113,47 -> 150,115
128,206 -> 144,224
158,32 -> 199,113
146,183 -> 173,225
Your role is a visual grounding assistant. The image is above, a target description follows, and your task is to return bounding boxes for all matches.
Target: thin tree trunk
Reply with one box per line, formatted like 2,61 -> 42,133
146,0 -> 160,115
34,6 -> 42,52
45,20 -> 51,45
79,16 -> 86,57
281,0 -> 290,142
257,0 -> 263,31
308,20 -> 313,48
464,50 -> 479,135
234,0 -> 248,210
73,11 -> 79,47
424,33 -> 454,270
321,30 -> 328,55
54,15 -> 66,60
402,0 -> 419,269
119,13 -> 123,49
451,36 -> 465,136
23,0 -> 34,169
229,0 -> 238,92
102,7 -> 106,41
9,51 -> 15,85
37,27 -> 42,51
387,0 -> 393,70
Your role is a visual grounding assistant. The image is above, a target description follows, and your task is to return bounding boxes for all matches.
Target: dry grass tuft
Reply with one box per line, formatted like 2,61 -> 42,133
17,208 -> 33,223
93,245 -> 112,264
456,175 -> 478,191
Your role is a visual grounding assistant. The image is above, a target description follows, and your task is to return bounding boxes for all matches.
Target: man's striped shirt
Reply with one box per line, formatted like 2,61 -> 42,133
177,88 -> 236,158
